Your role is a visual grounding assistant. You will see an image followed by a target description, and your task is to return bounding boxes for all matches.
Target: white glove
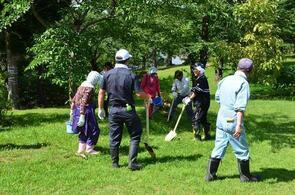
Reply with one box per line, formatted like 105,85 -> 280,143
98,108 -> 106,120
182,97 -> 191,105
149,98 -> 153,104
172,92 -> 178,98
69,110 -> 73,123
77,114 -> 85,127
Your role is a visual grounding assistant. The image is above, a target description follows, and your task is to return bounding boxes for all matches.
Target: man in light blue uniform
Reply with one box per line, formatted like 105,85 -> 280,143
205,58 -> 259,182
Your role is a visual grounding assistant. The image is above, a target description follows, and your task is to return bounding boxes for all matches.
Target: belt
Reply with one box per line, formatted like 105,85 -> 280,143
110,104 -> 127,107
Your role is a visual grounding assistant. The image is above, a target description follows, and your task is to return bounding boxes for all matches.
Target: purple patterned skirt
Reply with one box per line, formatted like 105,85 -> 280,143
72,104 -> 100,146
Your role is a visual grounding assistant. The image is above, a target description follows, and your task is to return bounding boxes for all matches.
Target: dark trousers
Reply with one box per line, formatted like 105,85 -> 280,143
108,107 -> 142,149
192,101 -> 210,132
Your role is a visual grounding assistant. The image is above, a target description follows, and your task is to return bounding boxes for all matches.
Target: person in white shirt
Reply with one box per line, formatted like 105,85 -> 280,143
168,70 -> 193,122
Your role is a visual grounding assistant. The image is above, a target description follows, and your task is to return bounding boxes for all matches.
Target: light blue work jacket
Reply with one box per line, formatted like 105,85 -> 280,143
215,71 -> 250,134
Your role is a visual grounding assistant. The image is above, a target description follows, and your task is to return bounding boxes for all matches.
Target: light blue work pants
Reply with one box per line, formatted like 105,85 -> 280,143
211,128 -> 249,160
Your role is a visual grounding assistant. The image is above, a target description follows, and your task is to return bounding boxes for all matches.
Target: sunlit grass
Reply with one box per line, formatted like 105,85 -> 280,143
0,66 -> 294,194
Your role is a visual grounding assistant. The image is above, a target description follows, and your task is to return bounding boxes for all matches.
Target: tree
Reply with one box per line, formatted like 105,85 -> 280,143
0,0 -> 33,108
234,0 -> 285,84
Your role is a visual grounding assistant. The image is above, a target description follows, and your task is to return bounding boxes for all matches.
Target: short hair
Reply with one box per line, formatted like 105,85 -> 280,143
116,59 -> 128,64
174,70 -> 183,79
103,61 -> 113,70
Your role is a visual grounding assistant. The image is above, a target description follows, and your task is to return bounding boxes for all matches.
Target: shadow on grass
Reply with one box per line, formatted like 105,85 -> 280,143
246,113 -> 295,151
118,154 -> 203,167
10,113 -> 68,127
218,168 -> 295,183
94,145 -> 159,156
258,168 -> 295,183
140,153 -> 203,165
0,143 -> 49,151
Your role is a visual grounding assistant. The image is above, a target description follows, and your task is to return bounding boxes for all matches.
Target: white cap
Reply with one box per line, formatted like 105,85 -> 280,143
149,66 -> 157,74
193,63 -> 205,75
115,49 -> 132,61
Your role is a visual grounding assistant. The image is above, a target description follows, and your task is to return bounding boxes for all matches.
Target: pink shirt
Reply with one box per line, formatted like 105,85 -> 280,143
140,74 -> 160,98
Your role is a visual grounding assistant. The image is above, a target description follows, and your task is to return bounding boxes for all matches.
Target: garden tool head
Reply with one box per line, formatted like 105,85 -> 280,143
164,104 -> 186,141
165,130 -> 177,141
144,143 -> 156,159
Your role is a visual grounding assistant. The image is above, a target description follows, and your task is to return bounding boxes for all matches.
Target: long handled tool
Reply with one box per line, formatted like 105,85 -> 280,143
144,102 -> 156,159
167,98 -> 175,122
165,103 -> 186,141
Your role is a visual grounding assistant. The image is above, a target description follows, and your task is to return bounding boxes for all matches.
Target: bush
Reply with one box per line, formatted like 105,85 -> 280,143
277,64 -> 295,87
0,72 -> 8,125
276,62 -> 295,97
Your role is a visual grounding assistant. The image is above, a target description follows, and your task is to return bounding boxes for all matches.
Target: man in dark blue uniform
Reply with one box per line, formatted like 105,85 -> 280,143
182,63 -> 211,141
98,49 -> 150,171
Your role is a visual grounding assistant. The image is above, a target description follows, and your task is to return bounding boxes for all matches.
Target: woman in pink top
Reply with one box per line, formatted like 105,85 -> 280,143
140,66 -> 161,118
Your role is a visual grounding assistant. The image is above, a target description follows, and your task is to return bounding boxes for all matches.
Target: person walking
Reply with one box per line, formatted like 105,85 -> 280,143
98,49 -> 150,170
182,63 -> 211,141
70,71 -> 103,157
205,58 -> 259,182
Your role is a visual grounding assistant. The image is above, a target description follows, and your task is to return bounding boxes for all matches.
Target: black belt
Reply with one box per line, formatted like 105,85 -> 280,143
110,104 -> 127,107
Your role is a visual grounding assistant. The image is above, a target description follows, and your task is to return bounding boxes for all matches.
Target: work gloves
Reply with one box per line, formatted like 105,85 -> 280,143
182,97 -> 191,105
172,92 -> 178,98
77,114 -> 85,127
98,108 -> 106,120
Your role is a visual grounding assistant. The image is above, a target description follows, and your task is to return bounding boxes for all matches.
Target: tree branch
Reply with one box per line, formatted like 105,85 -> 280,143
32,2 -> 47,28
80,16 -> 113,33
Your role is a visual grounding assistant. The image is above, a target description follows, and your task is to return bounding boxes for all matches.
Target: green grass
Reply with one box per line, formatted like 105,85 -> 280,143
0,66 -> 294,194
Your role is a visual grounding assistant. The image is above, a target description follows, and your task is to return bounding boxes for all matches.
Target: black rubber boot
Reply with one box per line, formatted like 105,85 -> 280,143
128,143 -> 142,171
203,123 -> 211,140
205,157 -> 221,181
237,159 -> 260,182
110,147 -> 120,168
193,128 -> 202,141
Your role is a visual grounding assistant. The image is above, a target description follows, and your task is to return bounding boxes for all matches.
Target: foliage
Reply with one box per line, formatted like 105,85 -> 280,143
27,1 -> 115,95
233,0 -> 285,84
0,70 -> 8,125
275,56 -> 295,97
0,0 -> 32,31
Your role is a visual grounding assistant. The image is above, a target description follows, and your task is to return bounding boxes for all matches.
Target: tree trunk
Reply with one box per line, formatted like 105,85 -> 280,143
142,55 -> 146,69
165,51 -> 172,66
5,31 -> 20,109
152,48 -> 157,67
188,52 -> 197,86
200,15 -> 209,66
215,57 -> 224,81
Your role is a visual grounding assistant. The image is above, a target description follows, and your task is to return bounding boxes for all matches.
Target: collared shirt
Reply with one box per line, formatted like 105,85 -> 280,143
114,63 -> 129,69
102,63 -> 141,107
215,70 -> 250,111
171,77 -> 190,96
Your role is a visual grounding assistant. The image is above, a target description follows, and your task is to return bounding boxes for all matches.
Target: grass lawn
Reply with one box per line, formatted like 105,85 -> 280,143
0,66 -> 294,194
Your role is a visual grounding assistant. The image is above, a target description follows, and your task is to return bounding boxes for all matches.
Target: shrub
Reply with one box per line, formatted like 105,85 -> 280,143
0,71 -> 8,125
